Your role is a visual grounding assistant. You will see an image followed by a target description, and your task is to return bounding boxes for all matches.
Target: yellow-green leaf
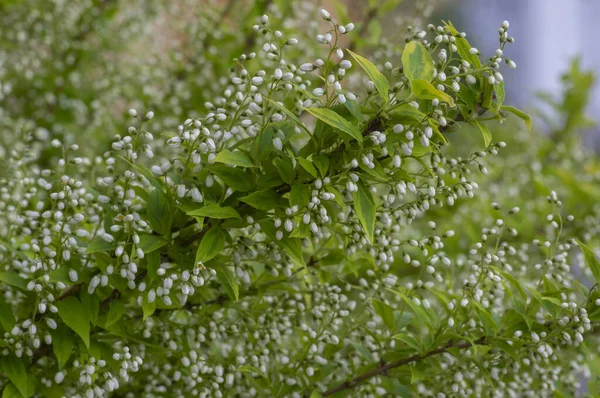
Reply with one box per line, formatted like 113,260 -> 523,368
347,49 -> 389,103
502,105 -> 531,132
402,41 -> 435,83
411,79 -> 455,107
443,21 -> 481,69
305,107 -> 362,143
474,120 -> 492,147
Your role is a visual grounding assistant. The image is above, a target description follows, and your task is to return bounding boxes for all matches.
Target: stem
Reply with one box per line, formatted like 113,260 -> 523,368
322,336 -> 487,396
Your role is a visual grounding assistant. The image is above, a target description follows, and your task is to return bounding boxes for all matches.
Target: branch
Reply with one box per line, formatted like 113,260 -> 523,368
322,336 -> 487,396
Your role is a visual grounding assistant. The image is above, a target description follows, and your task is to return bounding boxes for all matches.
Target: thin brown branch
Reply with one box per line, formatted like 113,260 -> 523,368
322,336 -> 487,396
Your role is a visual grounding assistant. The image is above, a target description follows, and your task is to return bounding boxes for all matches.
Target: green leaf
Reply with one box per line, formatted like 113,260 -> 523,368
372,299 -> 395,332
211,164 -> 253,192
279,237 -> 305,267
0,272 -> 27,291
496,269 -> 527,300
146,250 -> 160,280
273,156 -> 295,185
0,295 -> 15,332
353,182 -> 376,244
80,290 -> 99,326
138,234 -> 168,253
195,228 -> 227,263
84,237 -> 115,255
147,187 -> 171,235
392,333 -> 422,353
238,365 -> 268,379
2,383 -> 22,398
105,299 -> 125,328
56,296 -> 90,348
187,203 -> 241,219
0,355 -> 28,398
344,100 -> 365,122
312,154 -> 329,177
578,240 -> 600,283
387,289 -> 434,329
142,295 -> 156,320
401,41 -> 435,83
474,120 -> 492,147
214,149 -> 255,168
348,49 -> 389,103
289,185 -> 311,208
297,158 -> 318,178
411,79 -> 455,107
267,99 -> 312,136
501,105 -> 531,131
214,263 -> 239,301
51,326 -> 73,369
472,301 -> 498,335
304,107 -> 363,143
443,21 -> 481,69
240,189 -> 279,211
388,104 -> 428,124
490,339 -> 521,363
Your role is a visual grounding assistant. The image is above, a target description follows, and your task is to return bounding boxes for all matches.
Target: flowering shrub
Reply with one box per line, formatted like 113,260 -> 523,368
1,2 -> 599,397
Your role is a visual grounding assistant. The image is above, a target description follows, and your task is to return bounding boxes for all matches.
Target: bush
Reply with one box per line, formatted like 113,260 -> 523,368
1,1 -> 598,397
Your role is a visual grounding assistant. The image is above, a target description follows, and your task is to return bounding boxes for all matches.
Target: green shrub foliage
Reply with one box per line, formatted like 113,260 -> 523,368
1,1 -> 599,397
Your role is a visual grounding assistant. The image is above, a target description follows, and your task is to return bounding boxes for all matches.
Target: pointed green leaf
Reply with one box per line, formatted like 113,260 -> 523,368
2,383 -> 22,398
411,79 -> 455,106
84,237 -> 115,255
474,120 -> 493,147
392,333 -> 422,353
214,263 -> 239,301
267,99 -> 312,136
401,41 -> 435,83
443,21 -> 481,69
0,356 -> 28,398
214,149 -> 255,168
51,326 -> 73,369
348,49 -> 389,103
0,272 -> 27,291
353,182 -> 376,244
273,156 -> 296,185
56,296 -> 90,348
297,158 -> 318,178
304,107 -> 363,143
138,234 -> 168,253
372,299 -> 395,332
105,299 -> 125,328
240,189 -> 279,211
187,203 -> 241,219
195,228 -> 227,263
502,105 -> 531,131
147,187 -> 171,235
279,237 -> 305,267
211,164 -> 253,192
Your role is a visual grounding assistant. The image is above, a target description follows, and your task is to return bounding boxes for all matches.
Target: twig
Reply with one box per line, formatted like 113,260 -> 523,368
322,336 -> 487,396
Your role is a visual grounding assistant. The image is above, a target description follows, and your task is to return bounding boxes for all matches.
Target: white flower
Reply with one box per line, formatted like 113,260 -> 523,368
128,108 -> 138,117
319,9 -> 331,20
273,137 -> 283,151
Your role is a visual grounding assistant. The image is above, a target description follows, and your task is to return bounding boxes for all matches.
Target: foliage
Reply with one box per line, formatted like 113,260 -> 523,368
0,1 -> 599,397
